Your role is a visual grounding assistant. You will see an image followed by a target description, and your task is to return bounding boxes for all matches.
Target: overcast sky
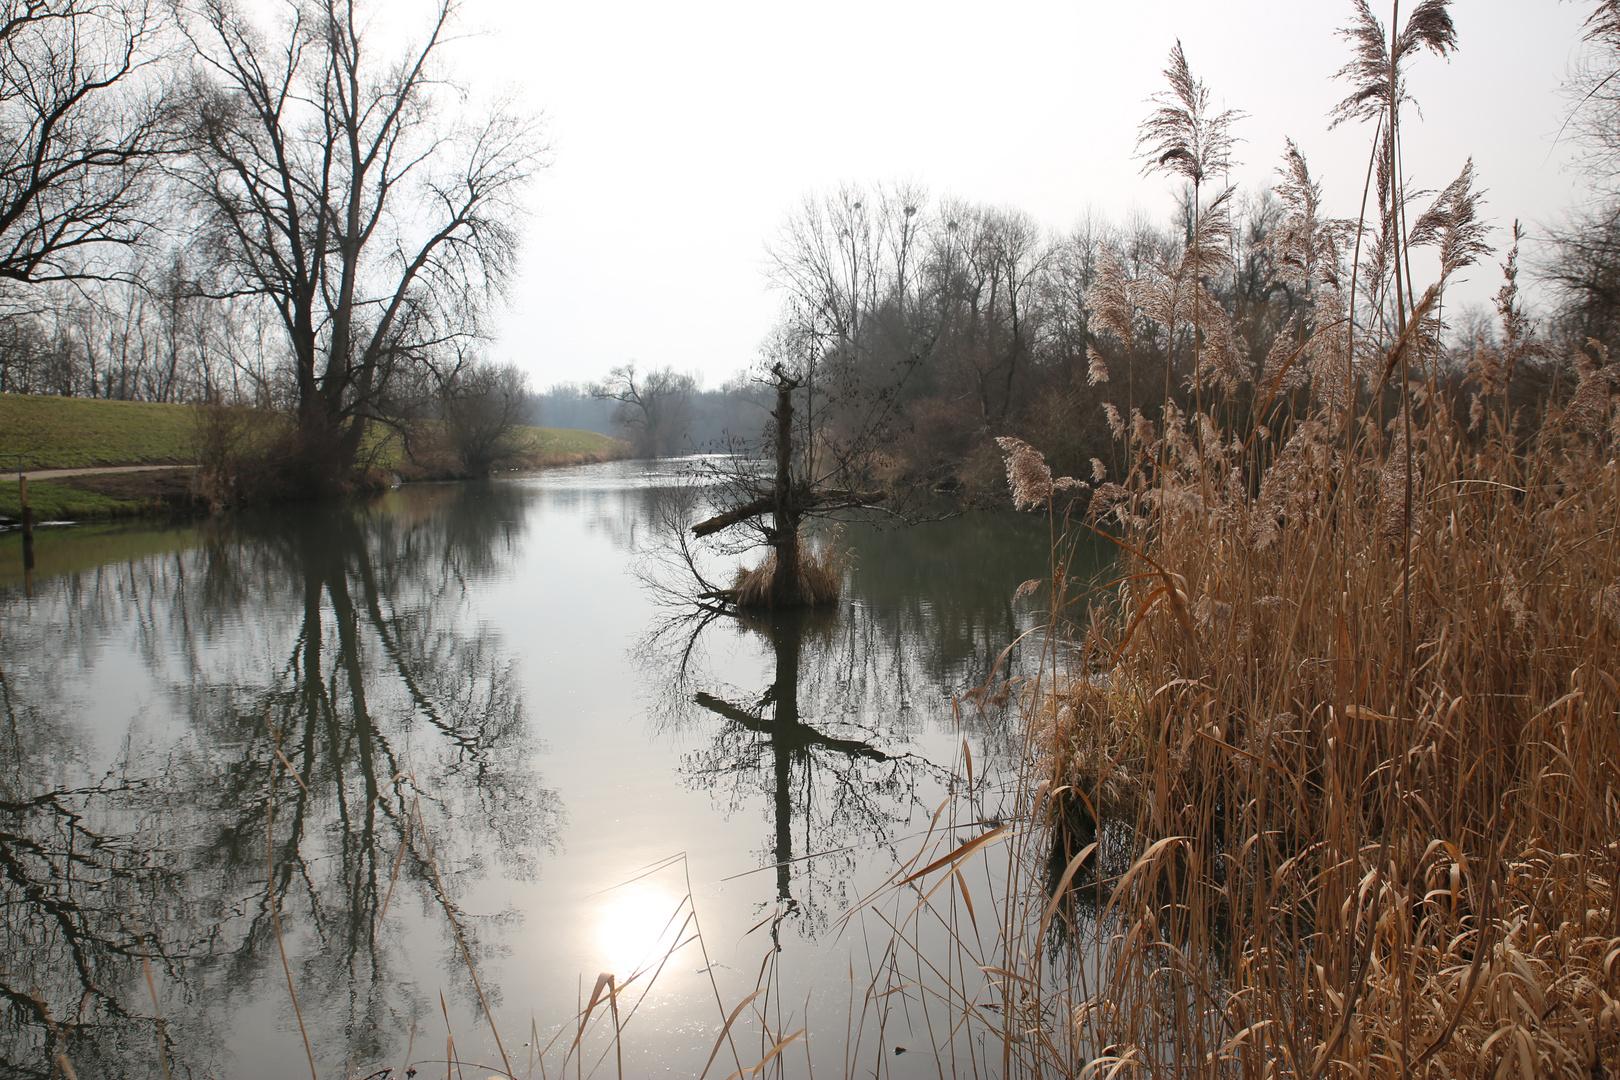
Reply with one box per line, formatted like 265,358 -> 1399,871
437,0 -> 1596,389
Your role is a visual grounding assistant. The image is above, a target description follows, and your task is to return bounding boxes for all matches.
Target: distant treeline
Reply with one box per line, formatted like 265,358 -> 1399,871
3,176 -> 1604,495
519,177 -> 1606,500
528,377 -> 774,453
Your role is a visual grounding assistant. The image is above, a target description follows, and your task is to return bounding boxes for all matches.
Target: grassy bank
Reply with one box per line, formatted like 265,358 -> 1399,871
0,393 -> 626,517
0,466 -> 202,520
0,393 -> 200,469
0,478 -> 167,520
512,424 -> 624,462
383,421 -> 626,476
0,392 -> 623,472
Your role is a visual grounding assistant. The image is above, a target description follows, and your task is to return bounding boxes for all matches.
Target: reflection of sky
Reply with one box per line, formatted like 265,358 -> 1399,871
471,462 -> 775,1062
0,462 -> 1106,1078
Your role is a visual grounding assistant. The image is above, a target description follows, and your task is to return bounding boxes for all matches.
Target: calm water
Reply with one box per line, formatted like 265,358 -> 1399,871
0,460 -> 1105,1078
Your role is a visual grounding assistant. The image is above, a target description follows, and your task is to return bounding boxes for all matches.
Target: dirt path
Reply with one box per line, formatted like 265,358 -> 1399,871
17,464 -> 195,481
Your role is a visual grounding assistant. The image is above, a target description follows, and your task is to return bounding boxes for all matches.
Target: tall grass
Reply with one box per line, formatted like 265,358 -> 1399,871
843,6 -> 1620,1077
732,541 -> 845,609
995,388 -> 1619,1078
841,258 -> 1620,1078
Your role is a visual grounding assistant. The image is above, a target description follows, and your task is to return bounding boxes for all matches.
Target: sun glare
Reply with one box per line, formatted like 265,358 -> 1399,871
593,883 -> 683,978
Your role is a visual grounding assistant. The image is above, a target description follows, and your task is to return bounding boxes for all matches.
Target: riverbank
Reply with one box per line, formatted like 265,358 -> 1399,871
0,470 -> 199,521
0,392 -> 628,521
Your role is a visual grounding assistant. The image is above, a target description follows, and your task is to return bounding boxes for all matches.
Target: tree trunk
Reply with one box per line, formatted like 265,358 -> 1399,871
769,621 -> 801,903
768,365 -> 804,607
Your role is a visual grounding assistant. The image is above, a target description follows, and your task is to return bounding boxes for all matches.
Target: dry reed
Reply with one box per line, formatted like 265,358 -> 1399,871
843,9 -> 1620,1076
840,328 -> 1619,1080
732,541 -> 844,609
1030,388 -> 1620,1078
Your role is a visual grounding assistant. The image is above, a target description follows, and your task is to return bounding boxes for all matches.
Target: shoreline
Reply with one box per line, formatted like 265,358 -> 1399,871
0,451 -> 634,528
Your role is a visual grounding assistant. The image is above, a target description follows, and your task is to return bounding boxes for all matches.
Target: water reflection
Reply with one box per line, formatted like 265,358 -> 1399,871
649,511 -> 1108,934
1,484 -> 560,1079
683,609 -> 943,923
0,464 -> 1113,1077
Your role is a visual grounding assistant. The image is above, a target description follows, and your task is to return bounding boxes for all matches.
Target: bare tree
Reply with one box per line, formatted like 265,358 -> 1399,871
1561,1 -> 1620,194
1549,2 -> 1620,349
0,0 -> 175,290
691,364 -> 885,609
1546,202 -> 1620,347
926,204 -> 1050,422
768,182 -> 930,485
591,361 -> 697,457
177,0 -> 545,484
440,357 -> 528,474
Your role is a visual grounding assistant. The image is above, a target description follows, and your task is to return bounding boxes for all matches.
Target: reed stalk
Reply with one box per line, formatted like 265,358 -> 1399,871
847,7 -> 1620,1076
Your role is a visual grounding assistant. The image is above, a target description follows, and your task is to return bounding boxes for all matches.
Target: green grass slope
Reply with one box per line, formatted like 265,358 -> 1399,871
0,393 -> 200,469
1,393 -> 625,476
0,480 -> 158,520
513,425 -> 623,460
378,422 -> 625,474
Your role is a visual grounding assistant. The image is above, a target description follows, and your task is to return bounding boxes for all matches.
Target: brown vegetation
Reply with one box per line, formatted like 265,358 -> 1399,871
838,8 -> 1620,1076
832,303 -> 1619,1078
731,542 -> 843,610
61,468 -> 198,509
188,402 -> 354,510
1009,390 -> 1620,1076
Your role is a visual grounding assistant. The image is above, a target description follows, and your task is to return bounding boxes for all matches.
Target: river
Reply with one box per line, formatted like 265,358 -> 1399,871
0,459 -> 1108,1078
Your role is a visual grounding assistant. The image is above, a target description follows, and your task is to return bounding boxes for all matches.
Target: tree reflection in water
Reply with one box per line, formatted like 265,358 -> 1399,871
648,508 -> 1108,937
651,606 -> 975,936
686,608 -> 946,924
0,484 -> 560,1079
0,465 -> 1111,1076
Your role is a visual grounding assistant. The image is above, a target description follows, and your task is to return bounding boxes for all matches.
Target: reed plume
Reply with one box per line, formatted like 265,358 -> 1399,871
846,7 -> 1620,1077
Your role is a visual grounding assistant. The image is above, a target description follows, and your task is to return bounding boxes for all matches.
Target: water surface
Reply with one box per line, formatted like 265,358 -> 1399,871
0,460 -> 1105,1077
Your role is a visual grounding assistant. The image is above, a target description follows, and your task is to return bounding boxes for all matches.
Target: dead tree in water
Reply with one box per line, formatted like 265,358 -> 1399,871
691,364 -> 884,609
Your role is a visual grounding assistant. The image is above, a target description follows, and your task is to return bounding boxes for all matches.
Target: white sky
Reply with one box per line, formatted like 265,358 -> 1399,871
440,0 -> 1597,389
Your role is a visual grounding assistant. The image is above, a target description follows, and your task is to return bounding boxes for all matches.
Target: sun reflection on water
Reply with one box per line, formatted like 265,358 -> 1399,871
593,882 -> 684,978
